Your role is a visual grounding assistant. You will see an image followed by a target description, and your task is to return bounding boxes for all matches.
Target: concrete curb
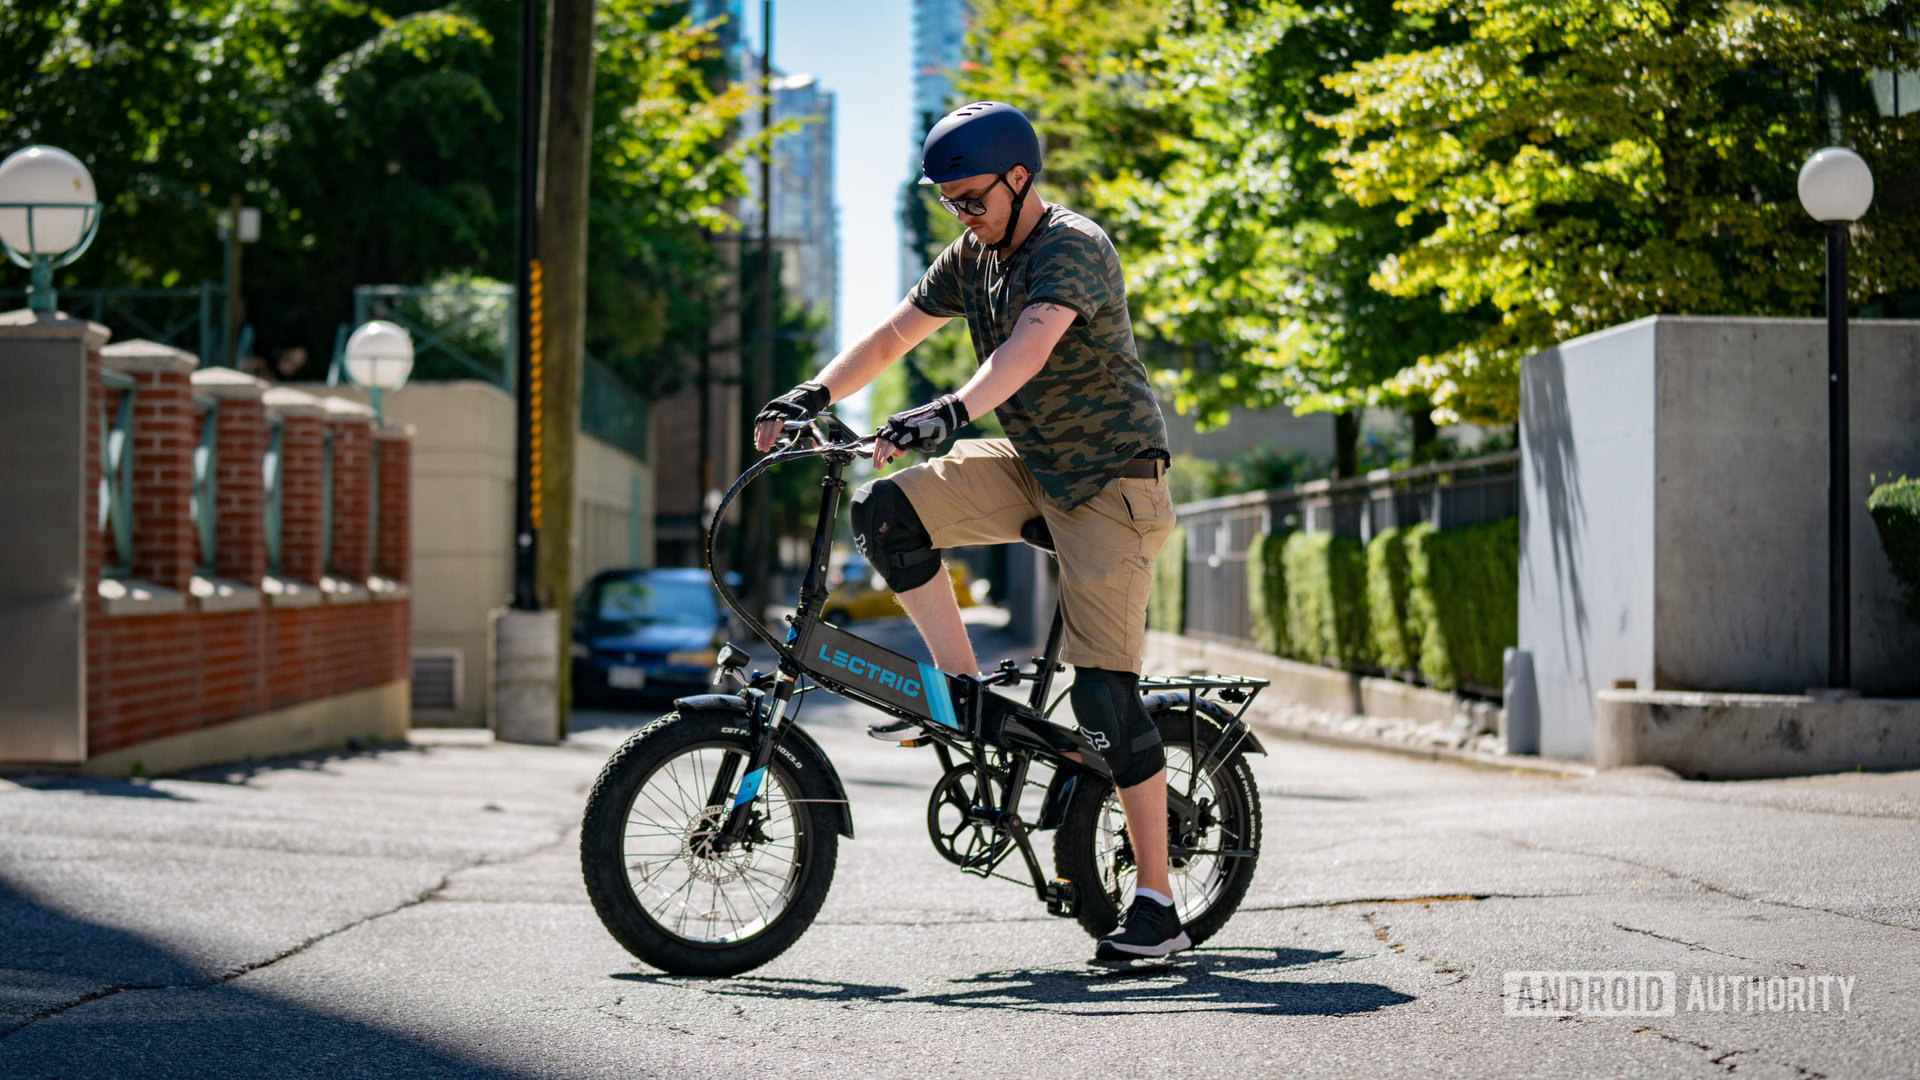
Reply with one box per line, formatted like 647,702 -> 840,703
1250,717 -> 1595,778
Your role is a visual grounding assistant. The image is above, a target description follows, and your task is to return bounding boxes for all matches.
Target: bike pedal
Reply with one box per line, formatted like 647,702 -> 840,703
1044,877 -> 1077,917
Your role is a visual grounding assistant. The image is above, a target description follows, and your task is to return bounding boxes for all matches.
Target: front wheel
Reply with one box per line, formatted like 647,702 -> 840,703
580,711 -> 839,976
1053,700 -> 1263,947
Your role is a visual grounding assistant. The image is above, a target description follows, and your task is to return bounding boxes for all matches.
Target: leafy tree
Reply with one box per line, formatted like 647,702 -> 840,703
1,0 -> 768,398
1320,0 -> 1920,423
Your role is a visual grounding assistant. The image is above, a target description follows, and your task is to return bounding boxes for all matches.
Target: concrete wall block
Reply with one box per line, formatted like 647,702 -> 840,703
1522,316 -> 1920,764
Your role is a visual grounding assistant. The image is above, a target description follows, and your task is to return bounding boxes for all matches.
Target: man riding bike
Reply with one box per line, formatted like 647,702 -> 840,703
752,102 -> 1181,961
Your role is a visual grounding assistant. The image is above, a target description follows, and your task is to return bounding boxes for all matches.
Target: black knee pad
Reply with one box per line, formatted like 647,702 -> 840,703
1070,668 -> 1165,789
849,478 -> 942,592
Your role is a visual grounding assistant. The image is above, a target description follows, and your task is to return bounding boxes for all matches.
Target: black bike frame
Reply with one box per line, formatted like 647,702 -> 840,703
698,418 -> 1266,902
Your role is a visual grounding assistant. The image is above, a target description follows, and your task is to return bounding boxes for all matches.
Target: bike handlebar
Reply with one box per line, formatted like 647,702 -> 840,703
704,413 -> 875,653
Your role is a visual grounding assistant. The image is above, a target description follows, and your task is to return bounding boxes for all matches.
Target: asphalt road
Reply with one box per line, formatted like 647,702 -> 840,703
3,618 -> 1916,1079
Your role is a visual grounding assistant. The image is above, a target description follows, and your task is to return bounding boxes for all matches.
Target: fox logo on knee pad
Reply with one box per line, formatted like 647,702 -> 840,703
1085,730 -> 1111,751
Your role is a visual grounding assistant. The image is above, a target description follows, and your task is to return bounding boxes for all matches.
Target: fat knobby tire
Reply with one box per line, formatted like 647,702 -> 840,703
580,710 -> 840,977
1053,700 -> 1263,946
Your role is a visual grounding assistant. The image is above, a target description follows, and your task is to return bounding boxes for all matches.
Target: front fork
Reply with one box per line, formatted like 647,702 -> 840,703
714,669 -> 800,842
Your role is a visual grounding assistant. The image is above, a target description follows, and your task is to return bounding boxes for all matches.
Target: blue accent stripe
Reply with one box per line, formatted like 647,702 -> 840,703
733,767 -> 765,807
919,663 -> 959,729
784,626 -> 798,645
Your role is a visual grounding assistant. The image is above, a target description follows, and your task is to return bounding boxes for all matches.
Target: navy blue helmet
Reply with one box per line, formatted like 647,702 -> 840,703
918,102 -> 1042,185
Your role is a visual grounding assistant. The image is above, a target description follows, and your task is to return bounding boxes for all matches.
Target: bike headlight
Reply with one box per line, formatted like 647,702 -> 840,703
666,648 -> 717,667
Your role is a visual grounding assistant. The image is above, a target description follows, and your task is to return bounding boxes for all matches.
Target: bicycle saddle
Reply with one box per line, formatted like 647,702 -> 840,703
1019,517 -> 1056,555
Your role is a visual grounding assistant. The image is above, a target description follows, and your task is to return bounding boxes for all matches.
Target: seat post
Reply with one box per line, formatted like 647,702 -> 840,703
1029,600 -> 1066,712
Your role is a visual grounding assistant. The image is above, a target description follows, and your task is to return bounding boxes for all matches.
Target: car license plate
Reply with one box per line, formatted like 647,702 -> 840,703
608,666 -> 646,690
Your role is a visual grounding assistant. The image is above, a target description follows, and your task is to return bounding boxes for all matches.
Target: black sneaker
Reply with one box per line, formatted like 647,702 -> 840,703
1095,896 -> 1192,961
866,717 -> 927,743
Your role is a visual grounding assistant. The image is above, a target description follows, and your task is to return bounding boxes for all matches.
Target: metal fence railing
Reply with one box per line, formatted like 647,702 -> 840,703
1174,451 -> 1520,646
343,284 -> 647,464
582,356 -> 650,463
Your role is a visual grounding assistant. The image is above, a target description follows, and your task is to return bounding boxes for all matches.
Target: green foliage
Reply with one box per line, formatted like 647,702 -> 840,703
1280,531 -> 1369,666
1868,476 -> 1920,625
1403,519 -> 1519,691
960,0 -> 1459,428
1148,525 -> 1187,633
1,0 -> 763,392
1245,530 -> 1290,657
1365,526 -> 1417,674
1321,0 -> 1920,423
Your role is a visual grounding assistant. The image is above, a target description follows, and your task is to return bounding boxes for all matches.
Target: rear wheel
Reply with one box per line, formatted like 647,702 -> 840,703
1053,700 -> 1262,947
580,711 -> 839,976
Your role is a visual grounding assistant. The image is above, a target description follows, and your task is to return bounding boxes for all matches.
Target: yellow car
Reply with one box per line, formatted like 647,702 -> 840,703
822,554 -> 980,623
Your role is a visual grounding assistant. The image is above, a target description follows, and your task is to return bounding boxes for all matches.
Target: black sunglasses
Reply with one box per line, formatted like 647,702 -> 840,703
937,173 -> 1011,217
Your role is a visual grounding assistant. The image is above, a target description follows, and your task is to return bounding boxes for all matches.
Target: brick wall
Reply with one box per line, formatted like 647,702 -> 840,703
375,433 -> 411,581
127,363 -> 195,591
328,415 -> 373,580
277,412 -> 326,583
83,348 -> 412,760
212,397 -> 267,582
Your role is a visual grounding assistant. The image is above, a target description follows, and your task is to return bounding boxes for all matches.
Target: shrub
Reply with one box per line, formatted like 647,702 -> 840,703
1869,476 -> 1920,625
1148,524 -> 1187,633
1404,518 -> 1519,691
1365,527 -> 1417,675
1280,531 -> 1370,666
1246,530 -> 1290,656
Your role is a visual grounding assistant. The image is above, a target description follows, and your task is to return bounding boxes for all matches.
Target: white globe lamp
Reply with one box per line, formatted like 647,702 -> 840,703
343,320 -> 415,421
1797,147 -> 1874,224
0,145 -> 103,312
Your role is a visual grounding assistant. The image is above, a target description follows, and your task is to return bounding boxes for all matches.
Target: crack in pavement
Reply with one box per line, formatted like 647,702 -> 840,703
1611,922 -> 1809,970
1241,891 -> 1584,913
1626,1024 -> 1829,1079
1467,830 -> 1920,934
0,826 -> 576,1040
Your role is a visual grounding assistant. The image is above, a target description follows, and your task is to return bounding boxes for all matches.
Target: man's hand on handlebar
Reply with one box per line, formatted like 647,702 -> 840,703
753,381 -> 830,453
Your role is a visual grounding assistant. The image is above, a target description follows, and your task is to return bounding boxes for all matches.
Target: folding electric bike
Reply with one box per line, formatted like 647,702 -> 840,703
580,415 -> 1271,976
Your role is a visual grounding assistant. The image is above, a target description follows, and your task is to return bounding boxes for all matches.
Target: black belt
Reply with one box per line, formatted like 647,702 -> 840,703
1115,450 -> 1170,479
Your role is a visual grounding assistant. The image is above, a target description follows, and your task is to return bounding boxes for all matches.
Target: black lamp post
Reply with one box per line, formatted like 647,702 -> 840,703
1796,146 -> 1875,690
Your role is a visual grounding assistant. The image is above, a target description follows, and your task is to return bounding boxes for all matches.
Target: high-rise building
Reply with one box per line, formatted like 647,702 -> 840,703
904,0 -> 970,290
738,57 -> 839,357
689,0 -> 746,70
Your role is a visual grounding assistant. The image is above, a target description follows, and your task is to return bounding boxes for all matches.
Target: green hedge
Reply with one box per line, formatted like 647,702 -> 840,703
1241,517 -> 1519,692
1246,530 -> 1290,656
1148,524 -> 1187,634
1869,476 -> 1920,625
1365,526 -> 1417,675
1280,531 -> 1370,667
1404,519 -> 1519,691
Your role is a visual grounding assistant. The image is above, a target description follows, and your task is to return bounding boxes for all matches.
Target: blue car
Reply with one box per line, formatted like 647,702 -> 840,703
571,567 -> 733,704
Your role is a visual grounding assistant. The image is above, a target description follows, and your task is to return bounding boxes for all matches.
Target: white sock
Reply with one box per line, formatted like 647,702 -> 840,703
1135,886 -> 1173,907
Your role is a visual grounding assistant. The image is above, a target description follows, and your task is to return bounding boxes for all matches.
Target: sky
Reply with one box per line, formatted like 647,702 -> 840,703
741,0 -> 915,358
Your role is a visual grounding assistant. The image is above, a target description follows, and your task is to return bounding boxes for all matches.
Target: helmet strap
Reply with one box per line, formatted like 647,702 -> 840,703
989,172 -> 1037,253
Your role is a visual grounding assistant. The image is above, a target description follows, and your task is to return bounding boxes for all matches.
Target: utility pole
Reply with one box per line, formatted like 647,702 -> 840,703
537,0 -> 597,729
745,0 -> 776,623
511,0 -> 541,612
495,0 -> 556,745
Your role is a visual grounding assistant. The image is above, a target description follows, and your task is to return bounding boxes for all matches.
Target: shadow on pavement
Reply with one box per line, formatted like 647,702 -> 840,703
4,777 -> 195,801
626,947 -> 1414,1018
0,880 -> 531,1078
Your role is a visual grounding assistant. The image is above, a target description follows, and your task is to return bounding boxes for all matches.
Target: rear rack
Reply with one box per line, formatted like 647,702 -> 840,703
1137,673 -> 1270,729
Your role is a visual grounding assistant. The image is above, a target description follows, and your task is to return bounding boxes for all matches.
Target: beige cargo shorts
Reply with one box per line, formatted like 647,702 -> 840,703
889,438 -> 1175,674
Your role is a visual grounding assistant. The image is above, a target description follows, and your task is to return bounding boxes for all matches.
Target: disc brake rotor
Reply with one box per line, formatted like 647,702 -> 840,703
680,804 -> 756,886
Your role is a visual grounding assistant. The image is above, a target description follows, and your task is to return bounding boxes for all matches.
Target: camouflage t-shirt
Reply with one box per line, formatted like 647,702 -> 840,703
906,203 -> 1167,511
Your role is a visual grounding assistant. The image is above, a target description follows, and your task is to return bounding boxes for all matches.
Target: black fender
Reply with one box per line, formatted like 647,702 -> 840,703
671,693 -> 855,839
1141,691 -> 1268,756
